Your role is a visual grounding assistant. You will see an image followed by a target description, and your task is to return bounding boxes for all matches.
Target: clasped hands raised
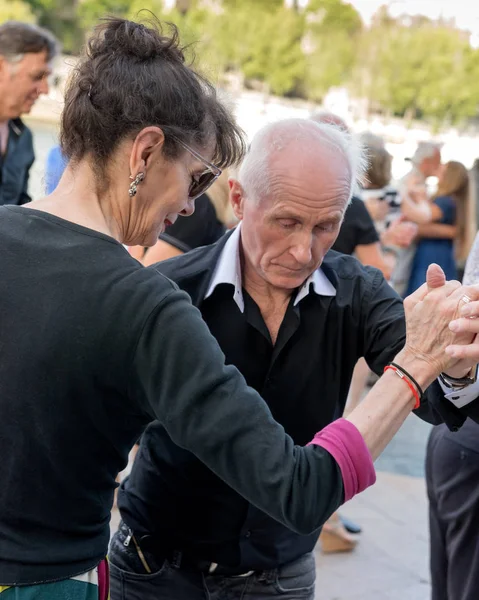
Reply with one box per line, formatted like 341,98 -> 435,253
402,263 -> 479,382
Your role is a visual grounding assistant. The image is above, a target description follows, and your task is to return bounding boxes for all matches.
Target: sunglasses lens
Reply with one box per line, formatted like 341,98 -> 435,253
189,171 -> 218,200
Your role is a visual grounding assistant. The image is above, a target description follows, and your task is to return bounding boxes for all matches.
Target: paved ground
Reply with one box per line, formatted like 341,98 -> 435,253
110,414 -> 434,599
314,414 -> 433,600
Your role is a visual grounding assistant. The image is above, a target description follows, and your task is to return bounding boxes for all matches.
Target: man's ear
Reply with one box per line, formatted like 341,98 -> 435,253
229,178 -> 246,221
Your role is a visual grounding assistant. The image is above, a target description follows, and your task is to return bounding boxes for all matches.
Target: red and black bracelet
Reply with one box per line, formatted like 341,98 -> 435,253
383,362 -> 424,410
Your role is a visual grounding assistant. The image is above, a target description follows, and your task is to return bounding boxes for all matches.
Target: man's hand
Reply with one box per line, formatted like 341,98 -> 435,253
397,265 -> 478,385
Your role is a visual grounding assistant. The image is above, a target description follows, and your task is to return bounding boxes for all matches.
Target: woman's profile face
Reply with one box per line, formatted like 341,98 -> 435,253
124,137 -> 215,247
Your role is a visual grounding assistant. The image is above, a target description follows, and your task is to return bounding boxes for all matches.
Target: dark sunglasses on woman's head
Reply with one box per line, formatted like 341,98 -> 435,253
173,137 -> 222,200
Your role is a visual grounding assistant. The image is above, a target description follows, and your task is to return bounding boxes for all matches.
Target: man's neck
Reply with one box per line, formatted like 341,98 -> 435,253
240,245 -> 293,307
240,250 -> 295,345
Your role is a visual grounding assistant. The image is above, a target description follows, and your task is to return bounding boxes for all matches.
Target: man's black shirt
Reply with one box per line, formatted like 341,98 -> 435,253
118,231 -> 468,572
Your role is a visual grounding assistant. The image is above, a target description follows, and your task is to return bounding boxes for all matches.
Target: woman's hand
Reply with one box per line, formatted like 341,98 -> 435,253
445,299 -> 479,373
397,265 -> 478,383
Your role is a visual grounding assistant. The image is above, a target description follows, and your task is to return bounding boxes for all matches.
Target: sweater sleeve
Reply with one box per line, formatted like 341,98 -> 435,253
129,285 -> 345,535
309,419 -> 376,502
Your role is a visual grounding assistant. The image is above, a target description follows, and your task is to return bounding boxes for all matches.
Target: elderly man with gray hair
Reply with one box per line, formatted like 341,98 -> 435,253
0,21 -> 58,206
109,119 -> 479,600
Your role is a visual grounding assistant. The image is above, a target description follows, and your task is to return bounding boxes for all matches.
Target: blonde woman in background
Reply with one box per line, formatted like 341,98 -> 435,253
405,161 -> 475,294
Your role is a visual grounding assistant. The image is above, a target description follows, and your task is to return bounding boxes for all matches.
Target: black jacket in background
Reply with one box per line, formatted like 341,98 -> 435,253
0,119 -> 34,206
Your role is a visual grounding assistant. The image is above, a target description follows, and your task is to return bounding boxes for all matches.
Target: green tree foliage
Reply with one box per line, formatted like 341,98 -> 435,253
222,0 -> 283,10
234,5 -> 306,95
22,0 -> 83,54
130,1 -> 306,96
127,0 -> 166,24
78,0 -> 131,34
354,17 -> 479,124
9,0 -> 479,124
303,0 -> 362,101
0,0 -> 36,22
307,0 -> 362,35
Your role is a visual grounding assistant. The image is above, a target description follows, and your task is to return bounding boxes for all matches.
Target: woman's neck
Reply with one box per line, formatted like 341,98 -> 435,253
28,162 -> 122,241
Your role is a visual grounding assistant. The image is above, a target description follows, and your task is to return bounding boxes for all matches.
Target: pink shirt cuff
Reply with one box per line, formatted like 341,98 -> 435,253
308,418 -> 376,503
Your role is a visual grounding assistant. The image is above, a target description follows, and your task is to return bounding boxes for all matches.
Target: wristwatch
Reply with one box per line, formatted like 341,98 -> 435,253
439,364 -> 479,389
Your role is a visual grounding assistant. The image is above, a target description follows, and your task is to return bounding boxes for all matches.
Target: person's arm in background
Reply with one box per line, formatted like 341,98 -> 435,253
400,177 -> 444,225
127,246 -> 146,262
143,238 -> 183,266
142,194 -> 226,266
355,243 -> 394,280
356,214 -> 419,280
416,223 -> 457,239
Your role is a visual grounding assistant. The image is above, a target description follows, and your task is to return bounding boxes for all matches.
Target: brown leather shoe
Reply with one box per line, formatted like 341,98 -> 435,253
319,513 -> 358,554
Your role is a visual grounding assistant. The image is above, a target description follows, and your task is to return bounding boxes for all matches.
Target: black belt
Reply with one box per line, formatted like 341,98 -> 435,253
125,528 -> 255,578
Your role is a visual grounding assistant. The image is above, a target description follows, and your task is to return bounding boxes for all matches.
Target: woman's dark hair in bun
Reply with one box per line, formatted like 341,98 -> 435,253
61,16 -> 245,176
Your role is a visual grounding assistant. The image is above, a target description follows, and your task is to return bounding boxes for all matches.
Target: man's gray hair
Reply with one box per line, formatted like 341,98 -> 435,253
238,118 -> 367,202
411,141 -> 441,166
0,21 -> 58,65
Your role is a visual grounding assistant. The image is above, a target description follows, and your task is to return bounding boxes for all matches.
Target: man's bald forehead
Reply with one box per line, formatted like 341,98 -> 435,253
238,118 -> 366,202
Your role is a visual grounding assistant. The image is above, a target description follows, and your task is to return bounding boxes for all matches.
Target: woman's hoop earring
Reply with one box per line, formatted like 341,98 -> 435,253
128,172 -> 145,197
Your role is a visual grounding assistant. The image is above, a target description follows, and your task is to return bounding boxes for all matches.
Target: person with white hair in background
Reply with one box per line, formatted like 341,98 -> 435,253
109,118 -> 479,600
390,141 -> 443,296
